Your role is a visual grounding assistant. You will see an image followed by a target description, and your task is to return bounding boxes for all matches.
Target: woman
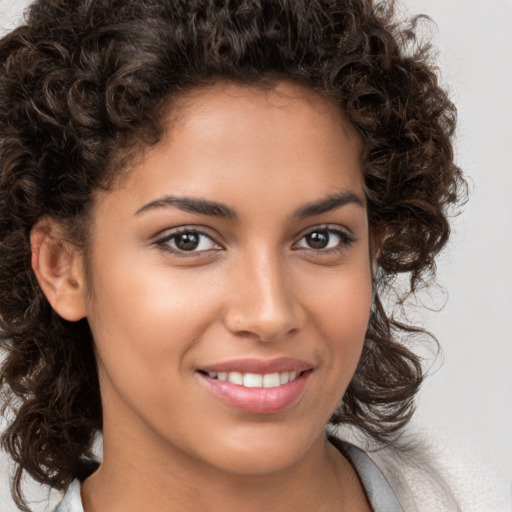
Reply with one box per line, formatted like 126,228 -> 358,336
0,0 -> 466,511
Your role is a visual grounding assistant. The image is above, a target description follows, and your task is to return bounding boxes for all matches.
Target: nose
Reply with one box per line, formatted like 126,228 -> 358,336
222,250 -> 303,342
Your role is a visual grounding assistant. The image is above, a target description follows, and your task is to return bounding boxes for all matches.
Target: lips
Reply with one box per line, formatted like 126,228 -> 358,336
197,357 -> 313,414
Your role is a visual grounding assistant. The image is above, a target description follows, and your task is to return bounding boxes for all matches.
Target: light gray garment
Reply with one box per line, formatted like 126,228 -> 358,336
54,441 -> 404,512
341,441 -> 405,512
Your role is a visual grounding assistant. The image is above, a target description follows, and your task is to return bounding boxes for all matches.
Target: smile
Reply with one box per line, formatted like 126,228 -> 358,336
198,358 -> 313,414
205,371 -> 299,388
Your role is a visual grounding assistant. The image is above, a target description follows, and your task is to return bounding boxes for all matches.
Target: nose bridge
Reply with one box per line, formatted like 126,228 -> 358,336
224,243 -> 300,341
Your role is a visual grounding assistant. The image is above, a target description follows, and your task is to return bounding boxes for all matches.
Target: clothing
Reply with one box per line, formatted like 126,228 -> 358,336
54,439 -> 404,512
332,438 -> 404,512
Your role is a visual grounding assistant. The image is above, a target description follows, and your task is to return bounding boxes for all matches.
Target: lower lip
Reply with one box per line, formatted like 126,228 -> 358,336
199,371 -> 312,415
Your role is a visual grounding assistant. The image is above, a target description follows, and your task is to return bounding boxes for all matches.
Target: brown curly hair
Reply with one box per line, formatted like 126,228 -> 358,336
0,0 -> 466,509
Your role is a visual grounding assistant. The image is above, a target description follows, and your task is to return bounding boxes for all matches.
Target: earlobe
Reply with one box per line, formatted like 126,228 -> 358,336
30,219 -> 87,322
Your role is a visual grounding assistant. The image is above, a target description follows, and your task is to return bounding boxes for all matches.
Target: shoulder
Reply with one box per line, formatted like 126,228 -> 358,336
331,433 -> 461,512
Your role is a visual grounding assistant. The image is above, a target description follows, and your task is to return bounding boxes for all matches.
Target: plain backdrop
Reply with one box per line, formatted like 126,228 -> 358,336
0,0 -> 511,510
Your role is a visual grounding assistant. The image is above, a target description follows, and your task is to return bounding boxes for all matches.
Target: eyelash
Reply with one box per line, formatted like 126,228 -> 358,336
154,227 -> 221,257
293,226 -> 356,255
154,225 -> 356,257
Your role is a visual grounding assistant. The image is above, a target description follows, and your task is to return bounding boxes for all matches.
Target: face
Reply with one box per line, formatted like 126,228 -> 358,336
82,81 -> 372,476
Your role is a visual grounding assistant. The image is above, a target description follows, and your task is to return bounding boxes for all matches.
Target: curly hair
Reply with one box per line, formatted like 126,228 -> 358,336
0,0 -> 466,509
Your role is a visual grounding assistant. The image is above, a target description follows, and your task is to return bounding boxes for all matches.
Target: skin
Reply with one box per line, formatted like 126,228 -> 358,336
33,81 -> 373,511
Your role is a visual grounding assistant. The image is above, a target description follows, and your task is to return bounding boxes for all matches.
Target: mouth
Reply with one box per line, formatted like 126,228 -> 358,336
197,358 -> 313,414
198,369 -> 304,388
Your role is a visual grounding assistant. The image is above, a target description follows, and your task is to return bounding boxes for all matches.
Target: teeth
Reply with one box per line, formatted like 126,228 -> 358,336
262,373 -> 280,388
243,373 -> 263,387
207,371 -> 301,388
227,372 -> 243,385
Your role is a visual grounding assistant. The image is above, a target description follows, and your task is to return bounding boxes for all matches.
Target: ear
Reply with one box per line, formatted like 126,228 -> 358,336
30,219 -> 87,322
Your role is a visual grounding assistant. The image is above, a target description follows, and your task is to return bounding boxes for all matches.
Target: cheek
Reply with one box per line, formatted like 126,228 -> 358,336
85,270 -> 221,428
301,260 -> 373,374
86,254 -> 225,379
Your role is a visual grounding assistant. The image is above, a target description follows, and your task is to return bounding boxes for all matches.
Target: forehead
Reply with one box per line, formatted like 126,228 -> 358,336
168,81 -> 361,160
99,81 -> 364,217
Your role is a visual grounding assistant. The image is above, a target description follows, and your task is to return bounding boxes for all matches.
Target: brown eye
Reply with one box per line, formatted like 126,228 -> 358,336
157,229 -> 221,254
295,227 -> 355,253
304,231 -> 329,249
174,232 -> 201,251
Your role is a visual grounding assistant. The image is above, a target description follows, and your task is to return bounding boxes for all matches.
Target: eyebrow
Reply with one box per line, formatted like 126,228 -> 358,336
135,190 -> 365,219
293,191 -> 365,219
135,196 -> 237,218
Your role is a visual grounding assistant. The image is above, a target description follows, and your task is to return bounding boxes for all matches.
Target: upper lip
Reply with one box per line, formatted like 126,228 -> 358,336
199,357 -> 314,374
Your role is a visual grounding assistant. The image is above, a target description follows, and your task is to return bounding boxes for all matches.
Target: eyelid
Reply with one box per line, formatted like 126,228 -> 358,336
295,223 -> 355,241
292,224 -> 356,251
151,223 -> 355,257
153,226 -> 224,255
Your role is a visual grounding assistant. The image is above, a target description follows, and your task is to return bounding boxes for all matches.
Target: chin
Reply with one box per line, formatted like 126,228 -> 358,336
200,426 -> 323,476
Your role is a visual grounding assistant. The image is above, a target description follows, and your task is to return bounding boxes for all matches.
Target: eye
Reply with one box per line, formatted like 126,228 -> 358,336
294,227 -> 354,252
156,229 -> 221,254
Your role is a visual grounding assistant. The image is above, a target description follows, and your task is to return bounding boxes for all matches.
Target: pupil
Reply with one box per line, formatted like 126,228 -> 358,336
307,231 -> 328,249
176,232 -> 200,251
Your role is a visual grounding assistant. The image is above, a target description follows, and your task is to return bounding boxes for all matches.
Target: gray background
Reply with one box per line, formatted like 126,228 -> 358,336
0,0 -> 511,510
